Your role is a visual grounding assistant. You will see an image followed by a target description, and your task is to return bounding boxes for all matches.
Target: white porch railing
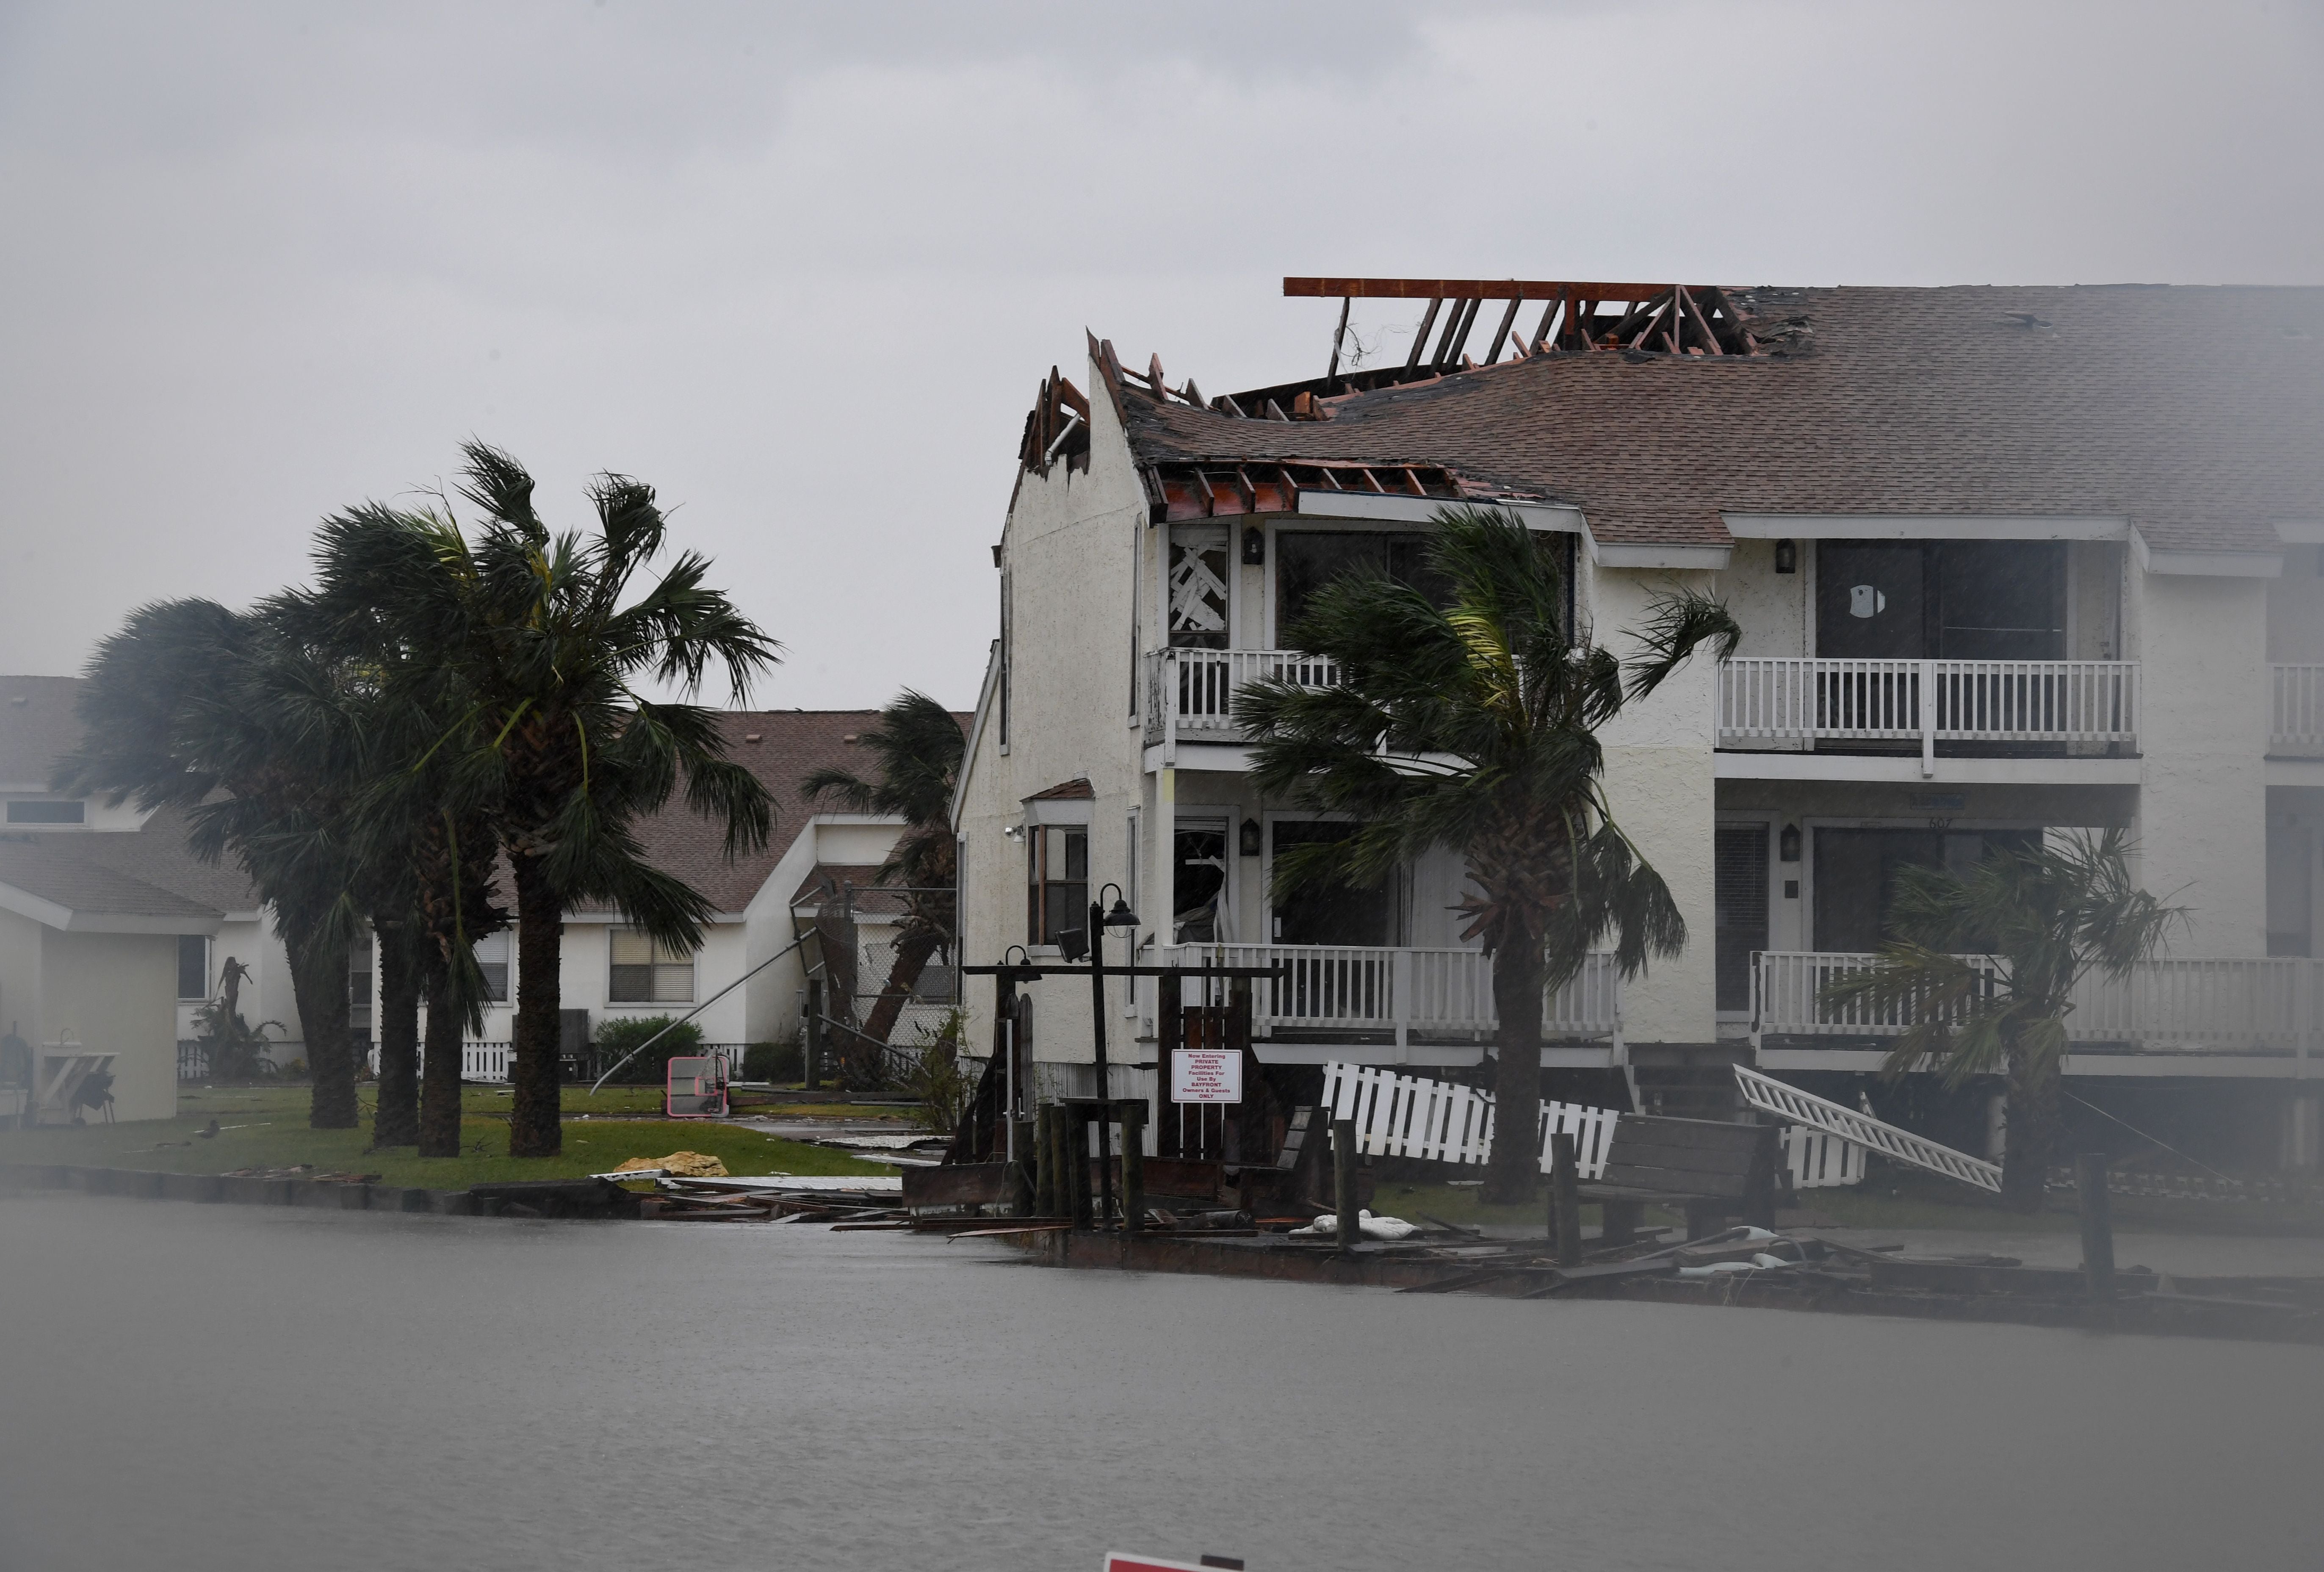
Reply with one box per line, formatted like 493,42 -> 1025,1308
1753,951 -> 2322,1058
1716,658 -> 2138,769
1168,945 -> 1620,1044
2272,664 -> 2324,756
1143,648 -> 1343,746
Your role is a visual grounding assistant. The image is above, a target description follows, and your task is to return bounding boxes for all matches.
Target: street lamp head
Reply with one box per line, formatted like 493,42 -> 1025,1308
1057,926 -> 1090,963
1096,883 -> 1140,928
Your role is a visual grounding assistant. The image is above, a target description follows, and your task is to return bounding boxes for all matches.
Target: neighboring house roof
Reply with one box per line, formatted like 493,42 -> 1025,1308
573,709 -> 970,917
1109,285 -> 2324,554
1024,778 -> 1095,801
75,804 -> 266,915
0,676 -> 89,789
0,834 -> 221,933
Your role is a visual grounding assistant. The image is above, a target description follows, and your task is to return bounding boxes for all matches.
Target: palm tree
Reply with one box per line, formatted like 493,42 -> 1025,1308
1239,505 -> 1739,1204
302,444 -> 780,1157
57,600 -> 371,1129
802,689 -> 965,1058
1816,829 -> 2181,1212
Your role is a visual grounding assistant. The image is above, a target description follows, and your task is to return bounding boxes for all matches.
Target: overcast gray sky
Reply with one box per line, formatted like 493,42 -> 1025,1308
3,0 -> 2319,710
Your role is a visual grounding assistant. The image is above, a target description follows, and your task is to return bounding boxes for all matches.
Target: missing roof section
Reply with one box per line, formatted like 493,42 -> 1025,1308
1018,365 -> 1091,476
1138,460 -> 1471,524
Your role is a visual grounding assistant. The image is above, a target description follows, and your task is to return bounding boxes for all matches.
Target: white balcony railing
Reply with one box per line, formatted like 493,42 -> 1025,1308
1144,648 -> 1342,747
2272,664 -> 2324,756
1754,951 -> 2321,1057
1717,658 -> 2138,768
1162,944 -> 1620,1046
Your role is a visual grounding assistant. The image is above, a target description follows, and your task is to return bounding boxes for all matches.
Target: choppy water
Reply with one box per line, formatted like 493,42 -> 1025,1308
0,1194 -> 2316,1572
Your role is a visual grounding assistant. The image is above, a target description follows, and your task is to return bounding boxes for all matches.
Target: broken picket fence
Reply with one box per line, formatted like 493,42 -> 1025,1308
1318,1061 -> 1865,1188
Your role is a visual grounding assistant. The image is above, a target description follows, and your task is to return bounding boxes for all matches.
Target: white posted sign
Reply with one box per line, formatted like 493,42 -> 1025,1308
1170,1048 -> 1242,1104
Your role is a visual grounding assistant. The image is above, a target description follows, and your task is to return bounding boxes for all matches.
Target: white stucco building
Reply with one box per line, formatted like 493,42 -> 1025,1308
0,679 -> 931,1106
952,281 -> 2324,1170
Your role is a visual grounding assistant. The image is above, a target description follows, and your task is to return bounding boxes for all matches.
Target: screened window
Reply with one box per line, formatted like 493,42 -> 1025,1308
1714,825 -> 1770,1012
6,800 -> 84,824
1027,826 -> 1088,947
1817,541 -> 2067,661
177,934 -> 210,1001
474,930 -> 511,1003
610,930 -> 695,1003
1273,529 -> 1571,645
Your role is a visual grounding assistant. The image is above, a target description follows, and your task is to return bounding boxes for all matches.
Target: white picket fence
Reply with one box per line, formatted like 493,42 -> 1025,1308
1318,1061 -> 1863,1188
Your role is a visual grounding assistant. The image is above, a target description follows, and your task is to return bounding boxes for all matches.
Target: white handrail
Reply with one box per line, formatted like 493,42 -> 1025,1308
1735,1063 -> 2000,1193
1753,950 -> 2320,1054
1717,658 -> 2139,753
1143,648 -> 1343,742
1164,944 -> 1620,1042
2272,664 -> 2324,756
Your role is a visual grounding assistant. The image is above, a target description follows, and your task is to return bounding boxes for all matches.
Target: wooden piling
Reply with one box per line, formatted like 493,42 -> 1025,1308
1551,1132 -> 1583,1267
1333,1118 -> 1358,1251
1120,1100 -> 1147,1233
2078,1151 -> 2115,1301
1032,1103 -> 1057,1217
1065,1107 -> 1092,1229
1007,1118 -> 1036,1215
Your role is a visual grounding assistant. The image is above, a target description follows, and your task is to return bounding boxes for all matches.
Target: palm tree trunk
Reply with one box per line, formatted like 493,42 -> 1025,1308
288,925 -> 359,1129
1483,941 -> 1545,1205
418,944 -> 465,1158
2001,1045 -> 2061,1214
507,853 -> 564,1157
373,925 -> 421,1147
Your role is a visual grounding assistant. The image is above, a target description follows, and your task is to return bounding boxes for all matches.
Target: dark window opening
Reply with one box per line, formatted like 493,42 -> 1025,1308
1269,821 -> 1392,947
177,934 -> 209,1001
1274,530 -> 1574,647
1714,825 -> 1769,1011
6,800 -> 84,824
1817,540 -> 2067,661
1812,827 -> 2043,953
1028,826 -> 1088,947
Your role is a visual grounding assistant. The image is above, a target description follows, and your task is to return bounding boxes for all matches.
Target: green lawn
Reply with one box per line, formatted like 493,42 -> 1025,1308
0,1085 -> 891,1190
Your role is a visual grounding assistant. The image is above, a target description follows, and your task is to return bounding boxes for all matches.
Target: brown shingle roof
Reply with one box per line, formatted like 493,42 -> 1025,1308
76,805 -> 266,913
573,709 -> 969,916
0,834 -> 221,923
1024,777 -> 1095,801
1118,285 -> 2324,551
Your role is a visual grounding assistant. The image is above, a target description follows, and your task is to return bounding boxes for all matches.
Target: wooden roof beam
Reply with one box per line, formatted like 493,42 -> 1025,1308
1286,278 -> 1679,300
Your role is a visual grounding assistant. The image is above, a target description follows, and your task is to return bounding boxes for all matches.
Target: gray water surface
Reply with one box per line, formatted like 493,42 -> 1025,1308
0,1193 -> 2315,1572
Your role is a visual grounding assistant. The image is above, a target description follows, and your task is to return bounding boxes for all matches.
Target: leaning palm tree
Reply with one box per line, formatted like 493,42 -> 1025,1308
1817,829 -> 2181,1212
57,600 -> 371,1129
1240,505 -> 1739,1204
302,445 -> 780,1157
803,689 -> 966,1059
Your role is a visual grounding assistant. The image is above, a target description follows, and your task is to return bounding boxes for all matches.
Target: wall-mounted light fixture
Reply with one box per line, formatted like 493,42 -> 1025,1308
1773,539 -> 1797,574
1779,823 -> 1801,863
1242,526 -> 1266,566
1239,817 -> 1263,857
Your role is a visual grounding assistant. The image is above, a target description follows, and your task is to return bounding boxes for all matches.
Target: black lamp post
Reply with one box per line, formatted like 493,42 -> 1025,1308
1089,882 -> 1139,1229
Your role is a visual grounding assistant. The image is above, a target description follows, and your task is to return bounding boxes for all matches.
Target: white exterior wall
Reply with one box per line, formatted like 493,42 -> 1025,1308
1593,566 -> 1721,1046
957,354 -> 1152,1066
2130,567 -> 2271,955
3,917 -> 183,1122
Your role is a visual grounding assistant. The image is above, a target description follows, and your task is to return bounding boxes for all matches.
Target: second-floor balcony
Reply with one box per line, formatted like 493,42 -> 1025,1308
1144,648 -> 1340,748
1715,658 -> 2139,762
1144,647 -> 2146,766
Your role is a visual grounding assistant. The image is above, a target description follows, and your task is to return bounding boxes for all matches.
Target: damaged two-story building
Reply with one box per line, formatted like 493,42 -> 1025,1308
951,279 -> 2324,1169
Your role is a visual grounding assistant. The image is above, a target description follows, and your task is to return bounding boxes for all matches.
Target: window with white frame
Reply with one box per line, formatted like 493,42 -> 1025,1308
1027,826 -> 1088,947
609,929 -> 695,1003
474,930 -> 511,1002
177,934 -> 210,1001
